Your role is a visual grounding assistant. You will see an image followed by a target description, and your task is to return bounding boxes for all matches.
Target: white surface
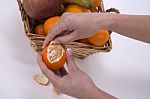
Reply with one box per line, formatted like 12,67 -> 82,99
0,0 -> 150,99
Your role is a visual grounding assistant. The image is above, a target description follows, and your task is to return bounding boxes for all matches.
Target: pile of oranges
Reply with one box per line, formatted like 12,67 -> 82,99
35,4 -> 110,70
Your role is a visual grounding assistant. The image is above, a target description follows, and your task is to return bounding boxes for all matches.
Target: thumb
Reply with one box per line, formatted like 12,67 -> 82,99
66,48 -> 78,71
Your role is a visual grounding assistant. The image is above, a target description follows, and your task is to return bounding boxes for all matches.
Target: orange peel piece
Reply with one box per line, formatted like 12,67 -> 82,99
33,74 -> 49,85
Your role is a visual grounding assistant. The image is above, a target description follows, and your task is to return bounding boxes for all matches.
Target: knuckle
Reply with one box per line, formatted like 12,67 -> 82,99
56,37 -> 66,44
62,13 -> 73,23
62,12 -> 71,18
73,32 -> 79,37
57,24 -> 64,32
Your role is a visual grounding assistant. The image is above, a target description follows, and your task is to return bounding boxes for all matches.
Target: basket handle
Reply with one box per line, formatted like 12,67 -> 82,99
106,8 -> 120,14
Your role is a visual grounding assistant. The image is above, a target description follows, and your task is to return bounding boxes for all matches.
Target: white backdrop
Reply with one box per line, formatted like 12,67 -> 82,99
0,0 -> 150,99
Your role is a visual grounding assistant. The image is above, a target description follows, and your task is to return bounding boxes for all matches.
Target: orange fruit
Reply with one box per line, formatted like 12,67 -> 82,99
92,0 -> 102,11
44,16 -> 60,36
42,43 -> 66,70
34,24 -> 46,36
65,4 -> 88,13
88,30 -> 109,46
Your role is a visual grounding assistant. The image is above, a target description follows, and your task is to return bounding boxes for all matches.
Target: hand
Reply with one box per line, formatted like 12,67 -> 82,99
37,49 -> 116,99
43,13 -> 150,46
43,13 -> 109,47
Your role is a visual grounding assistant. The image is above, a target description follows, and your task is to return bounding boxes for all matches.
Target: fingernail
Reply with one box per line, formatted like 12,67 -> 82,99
50,41 -> 54,45
51,41 -> 57,45
53,39 -> 60,45
67,48 -> 72,56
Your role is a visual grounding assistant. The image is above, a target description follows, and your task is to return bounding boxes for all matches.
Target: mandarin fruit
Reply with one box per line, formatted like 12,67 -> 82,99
88,30 -> 109,46
34,24 -> 46,36
44,16 -> 60,35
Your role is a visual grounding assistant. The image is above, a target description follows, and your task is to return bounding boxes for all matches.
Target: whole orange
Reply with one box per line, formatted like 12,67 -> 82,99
42,43 -> 66,70
44,16 -> 60,35
88,30 -> 109,46
65,4 -> 88,13
34,24 -> 46,36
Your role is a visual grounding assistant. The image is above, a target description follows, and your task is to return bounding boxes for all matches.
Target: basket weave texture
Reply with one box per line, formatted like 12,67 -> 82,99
17,0 -> 113,59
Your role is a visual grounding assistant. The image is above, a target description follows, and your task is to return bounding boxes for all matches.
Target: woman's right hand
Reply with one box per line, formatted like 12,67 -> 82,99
43,13 -> 109,47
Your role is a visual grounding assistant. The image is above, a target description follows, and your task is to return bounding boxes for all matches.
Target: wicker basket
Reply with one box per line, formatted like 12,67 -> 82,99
17,0 -> 119,59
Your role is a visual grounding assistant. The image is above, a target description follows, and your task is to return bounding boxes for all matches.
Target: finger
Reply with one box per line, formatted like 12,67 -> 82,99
43,22 -> 66,48
66,48 -> 78,71
54,31 -> 78,45
37,53 -> 59,82
51,31 -> 70,45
